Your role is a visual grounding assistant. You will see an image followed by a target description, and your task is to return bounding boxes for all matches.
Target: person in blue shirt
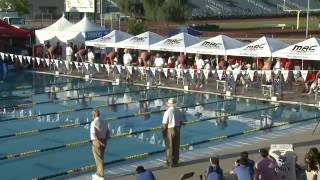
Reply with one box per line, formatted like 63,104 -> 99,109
136,166 -> 156,180
230,158 -> 253,180
235,151 -> 255,177
204,157 -> 223,180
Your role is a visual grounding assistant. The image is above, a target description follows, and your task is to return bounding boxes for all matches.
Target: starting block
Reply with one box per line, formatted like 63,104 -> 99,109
271,96 -> 277,102
84,75 -> 90,80
184,85 -> 189,91
55,71 -> 60,76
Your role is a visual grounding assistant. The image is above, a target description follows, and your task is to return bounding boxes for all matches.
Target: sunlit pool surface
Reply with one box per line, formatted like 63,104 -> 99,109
0,72 -> 318,179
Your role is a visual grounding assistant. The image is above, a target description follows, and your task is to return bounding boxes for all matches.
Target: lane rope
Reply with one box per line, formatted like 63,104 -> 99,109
0,83 -> 111,101
0,86 -> 153,112
0,93 -> 185,138
1,103 -> 279,162
31,114 -> 320,180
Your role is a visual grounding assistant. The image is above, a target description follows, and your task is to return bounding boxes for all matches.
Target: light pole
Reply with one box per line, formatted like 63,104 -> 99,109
118,14 -> 120,31
306,0 -> 310,38
100,0 -> 103,27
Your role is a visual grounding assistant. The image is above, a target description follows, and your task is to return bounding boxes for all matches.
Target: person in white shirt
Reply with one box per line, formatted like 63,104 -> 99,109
195,55 -> 205,88
123,49 -> 132,66
162,98 -> 185,167
195,55 -> 205,70
87,48 -> 95,64
90,110 -> 109,180
65,43 -> 73,74
154,53 -> 164,68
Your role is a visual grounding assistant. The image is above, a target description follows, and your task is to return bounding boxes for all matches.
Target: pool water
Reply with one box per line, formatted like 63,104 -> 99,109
0,72 -> 319,179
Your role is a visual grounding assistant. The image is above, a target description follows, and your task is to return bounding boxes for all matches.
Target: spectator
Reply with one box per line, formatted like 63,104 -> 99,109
65,43 -> 73,74
44,41 -> 51,58
204,156 -> 223,180
136,166 -> 156,180
230,158 -> 252,180
235,151 -> 255,177
154,53 -> 164,68
76,44 -> 86,62
254,148 -> 277,180
305,147 -> 319,180
87,48 -> 95,64
123,49 -> 132,66
48,42 -> 62,60
103,49 -> 117,65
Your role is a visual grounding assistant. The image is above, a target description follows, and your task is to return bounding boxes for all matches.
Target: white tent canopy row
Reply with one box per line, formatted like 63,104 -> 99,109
272,37 -> 320,60
85,30 -> 133,48
226,36 -> 289,58
186,35 -> 246,55
35,14 -> 108,45
116,31 -> 165,51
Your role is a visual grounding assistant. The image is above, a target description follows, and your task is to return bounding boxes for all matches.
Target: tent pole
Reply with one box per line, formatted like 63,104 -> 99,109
302,59 -> 304,70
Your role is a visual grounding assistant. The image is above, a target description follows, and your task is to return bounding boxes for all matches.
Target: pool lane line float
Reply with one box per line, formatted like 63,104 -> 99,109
0,88 -> 175,123
0,93 -> 185,139
0,103 -> 280,161
0,83 -> 111,101
0,86 -> 154,111
0,80 -> 78,93
32,114 -> 319,180
0,81 -> 110,100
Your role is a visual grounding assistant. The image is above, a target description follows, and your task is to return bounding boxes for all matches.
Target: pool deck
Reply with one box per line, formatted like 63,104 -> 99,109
24,70 -> 320,180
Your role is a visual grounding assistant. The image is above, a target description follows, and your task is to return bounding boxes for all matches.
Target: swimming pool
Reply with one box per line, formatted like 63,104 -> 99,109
0,72 -> 319,179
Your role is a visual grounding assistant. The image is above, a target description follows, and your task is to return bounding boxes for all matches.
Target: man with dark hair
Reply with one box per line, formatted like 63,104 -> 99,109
254,148 -> 277,180
90,110 -> 110,180
230,158 -> 252,180
136,166 -> 155,180
204,156 -> 223,180
235,151 -> 255,177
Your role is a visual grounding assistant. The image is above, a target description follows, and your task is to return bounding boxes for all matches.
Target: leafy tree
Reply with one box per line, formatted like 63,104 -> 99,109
127,19 -> 145,35
0,0 -> 29,14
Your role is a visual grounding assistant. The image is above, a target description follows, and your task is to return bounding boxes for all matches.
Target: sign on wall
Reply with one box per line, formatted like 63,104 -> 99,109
65,0 -> 95,13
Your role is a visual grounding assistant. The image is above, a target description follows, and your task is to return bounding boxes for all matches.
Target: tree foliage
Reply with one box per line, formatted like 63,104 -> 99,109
0,0 -> 29,14
127,19 -> 145,35
115,0 -> 191,23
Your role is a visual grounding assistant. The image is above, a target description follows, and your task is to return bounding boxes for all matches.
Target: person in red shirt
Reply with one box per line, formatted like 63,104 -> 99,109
306,71 -> 320,94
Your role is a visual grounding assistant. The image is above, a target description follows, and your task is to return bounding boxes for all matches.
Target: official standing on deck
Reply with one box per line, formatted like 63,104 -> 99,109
162,98 -> 184,167
90,110 -> 110,180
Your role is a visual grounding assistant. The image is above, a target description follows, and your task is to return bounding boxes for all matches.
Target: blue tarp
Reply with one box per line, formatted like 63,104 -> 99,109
171,27 -> 202,36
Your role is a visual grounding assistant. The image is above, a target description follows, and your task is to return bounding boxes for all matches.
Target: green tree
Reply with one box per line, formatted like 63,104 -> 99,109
0,0 -> 29,14
127,19 -> 145,35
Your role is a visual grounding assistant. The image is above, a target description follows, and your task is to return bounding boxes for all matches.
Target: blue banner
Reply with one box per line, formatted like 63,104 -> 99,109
85,30 -> 108,40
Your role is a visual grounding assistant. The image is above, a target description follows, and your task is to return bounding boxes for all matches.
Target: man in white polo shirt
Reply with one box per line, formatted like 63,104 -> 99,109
90,110 -> 109,180
162,98 -> 185,167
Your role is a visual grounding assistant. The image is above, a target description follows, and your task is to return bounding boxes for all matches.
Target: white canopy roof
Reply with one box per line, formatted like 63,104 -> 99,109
272,37 -> 320,60
85,30 -> 132,48
35,14 -> 73,43
186,35 -> 246,55
64,14 -> 105,33
58,14 -> 107,43
226,36 -> 288,57
150,32 -> 201,53
116,31 -> 164,51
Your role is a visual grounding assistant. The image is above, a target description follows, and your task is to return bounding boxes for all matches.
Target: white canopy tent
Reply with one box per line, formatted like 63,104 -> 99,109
150,32 -> 201,53
116,31 -> 164,51
272,37 -> 320,60
85,30 -> 132,48
226,36 -> 288,57
186,35 -> 246,55
58,14 -> 107,44
35,14 -> 73,43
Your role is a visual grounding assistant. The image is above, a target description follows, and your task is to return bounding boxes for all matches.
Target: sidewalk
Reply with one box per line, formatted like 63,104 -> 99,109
112,128 -> 320,180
